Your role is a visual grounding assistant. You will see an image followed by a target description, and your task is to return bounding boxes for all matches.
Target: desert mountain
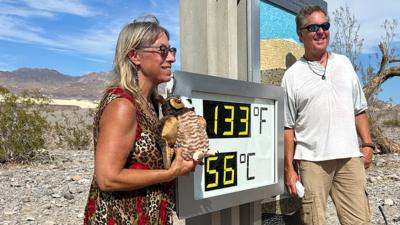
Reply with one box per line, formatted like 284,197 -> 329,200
0,68 -> 114,100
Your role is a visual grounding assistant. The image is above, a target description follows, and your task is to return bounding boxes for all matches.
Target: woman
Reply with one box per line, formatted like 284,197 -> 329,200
83,15 -> 196,225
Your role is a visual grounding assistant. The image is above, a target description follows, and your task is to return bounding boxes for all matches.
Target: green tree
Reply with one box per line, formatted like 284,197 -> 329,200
0,86 -> 50,162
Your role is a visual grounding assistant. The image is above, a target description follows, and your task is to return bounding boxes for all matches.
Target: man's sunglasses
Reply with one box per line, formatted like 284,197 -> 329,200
137,44 -> 177,58
301,22 -> 330,32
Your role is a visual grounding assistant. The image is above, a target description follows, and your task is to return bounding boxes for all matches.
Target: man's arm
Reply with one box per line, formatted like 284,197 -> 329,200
355,111 -> 373,169
284,127 -> 299,197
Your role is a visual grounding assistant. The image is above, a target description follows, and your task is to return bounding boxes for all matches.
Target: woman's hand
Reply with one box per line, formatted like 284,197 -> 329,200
168,147 -> 197,179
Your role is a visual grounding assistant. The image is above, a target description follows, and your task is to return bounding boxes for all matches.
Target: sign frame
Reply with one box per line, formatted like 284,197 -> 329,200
173,70 -> 285,219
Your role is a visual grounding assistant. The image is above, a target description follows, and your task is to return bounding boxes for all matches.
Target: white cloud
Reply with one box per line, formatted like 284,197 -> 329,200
141,1 -> 181,64
23,0 -> 96,17
44,47 -> 74,54
149,0 -> 159,8
0,14 -> 117,57
83,57 -> 109,64
0,15 -> 64,47
0,53 -> 17,71
0,62 -> 11,71
0,0 -> 182,70
58,26 -> 118,56
1,5 -> 54,18
327,0 -> 400,54
0,0 -> 116,57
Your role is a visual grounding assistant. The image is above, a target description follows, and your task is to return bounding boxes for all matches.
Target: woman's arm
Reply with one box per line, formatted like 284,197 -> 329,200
95,98 -> 195,192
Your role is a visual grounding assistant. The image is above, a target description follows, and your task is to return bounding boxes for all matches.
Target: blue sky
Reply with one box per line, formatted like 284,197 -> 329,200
0,0 -> 180,75
0,0 -> 399,103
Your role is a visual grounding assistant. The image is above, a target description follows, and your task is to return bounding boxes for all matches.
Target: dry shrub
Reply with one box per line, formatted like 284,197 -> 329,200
382,119 -> 400,126
0,86 -> 50,163
48,108 -> 94,150
0,86 -> 96,163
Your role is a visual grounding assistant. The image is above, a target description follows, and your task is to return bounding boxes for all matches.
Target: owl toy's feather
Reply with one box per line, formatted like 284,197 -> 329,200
161,116 -> 178,169
176,111 -> 209,161
161,96 -> 215,168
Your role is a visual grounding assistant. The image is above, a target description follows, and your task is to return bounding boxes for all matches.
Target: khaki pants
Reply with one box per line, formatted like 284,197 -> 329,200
297,158 -> 370,225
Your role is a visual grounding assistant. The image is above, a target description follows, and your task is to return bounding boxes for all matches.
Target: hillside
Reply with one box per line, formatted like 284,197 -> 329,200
1,68 -> 398,144
0,149 -> 399,224
0,68 -> 114,100
0,67 -> 399,224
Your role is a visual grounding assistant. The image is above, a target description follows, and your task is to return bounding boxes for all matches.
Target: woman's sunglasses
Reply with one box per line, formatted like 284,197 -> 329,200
137,44 -> 177,58
301,22 -> 330,32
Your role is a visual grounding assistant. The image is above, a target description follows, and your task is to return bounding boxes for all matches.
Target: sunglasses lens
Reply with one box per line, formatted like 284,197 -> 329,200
160,46 -> 177,57
170,47 -> 177,56
307,24 -> 319,32
321,22 -> 330,31
307,22 -> 330,32
159,46 -> 168,57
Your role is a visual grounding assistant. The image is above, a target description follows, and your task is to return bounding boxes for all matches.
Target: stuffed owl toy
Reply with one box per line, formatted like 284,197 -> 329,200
160,96 -> 216,169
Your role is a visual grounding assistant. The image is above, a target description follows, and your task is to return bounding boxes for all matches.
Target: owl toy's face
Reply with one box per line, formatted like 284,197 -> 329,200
162,96 -> 193,116
179,96 -> 193,108
160,95 -> 213,164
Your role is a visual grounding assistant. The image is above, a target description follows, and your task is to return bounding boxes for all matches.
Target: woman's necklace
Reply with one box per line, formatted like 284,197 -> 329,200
144,98 -> 154,111
305,52 -> 329,80
140,94 -> 154,115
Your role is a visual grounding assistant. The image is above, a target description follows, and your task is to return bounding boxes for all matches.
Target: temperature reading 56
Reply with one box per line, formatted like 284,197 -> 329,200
204,152 -> 256,191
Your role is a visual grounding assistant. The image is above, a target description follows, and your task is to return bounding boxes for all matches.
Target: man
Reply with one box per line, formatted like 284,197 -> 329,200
281,5 -> 373,225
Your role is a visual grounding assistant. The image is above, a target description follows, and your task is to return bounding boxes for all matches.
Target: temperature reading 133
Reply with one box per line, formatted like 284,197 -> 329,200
203,100 -> 251,138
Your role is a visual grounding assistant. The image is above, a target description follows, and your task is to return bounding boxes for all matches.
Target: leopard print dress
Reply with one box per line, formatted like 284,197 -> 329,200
83,87 -> 174,225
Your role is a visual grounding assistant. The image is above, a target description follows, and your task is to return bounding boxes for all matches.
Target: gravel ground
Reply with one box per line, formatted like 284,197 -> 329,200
0,149 -> 399,225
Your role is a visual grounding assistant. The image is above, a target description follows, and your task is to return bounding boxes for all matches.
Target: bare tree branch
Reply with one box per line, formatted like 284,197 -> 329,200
377,43 -> 389,75
389,58 -> 400,63
369,114 -> 400,154
363,43 -> 400,99
363,68 -> 400,99
332,8 -> 399,153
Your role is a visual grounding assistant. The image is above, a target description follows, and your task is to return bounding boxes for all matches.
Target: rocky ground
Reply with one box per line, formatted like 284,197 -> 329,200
0,149 -> 399,225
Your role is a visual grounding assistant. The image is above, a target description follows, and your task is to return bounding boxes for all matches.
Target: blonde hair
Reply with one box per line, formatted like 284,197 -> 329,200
112,15 -> 169,107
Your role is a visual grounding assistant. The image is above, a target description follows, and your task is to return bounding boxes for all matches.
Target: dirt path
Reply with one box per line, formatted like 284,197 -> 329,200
0,150 -> 399,224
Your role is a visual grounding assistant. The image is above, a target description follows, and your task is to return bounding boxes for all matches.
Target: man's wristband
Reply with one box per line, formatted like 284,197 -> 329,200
361,143 -> 375,150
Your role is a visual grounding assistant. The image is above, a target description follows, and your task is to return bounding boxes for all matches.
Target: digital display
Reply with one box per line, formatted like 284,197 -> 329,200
172,71 -> 285,218
190,97 -> 276,199
203,100 -> 251,138
205,152 -> 237,191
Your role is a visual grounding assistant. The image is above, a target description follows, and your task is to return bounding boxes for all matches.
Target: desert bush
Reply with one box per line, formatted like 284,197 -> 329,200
383,119 -> 400,126
261,69 -> 285,86
49,108 -> 94,150
0,86 -> 50,163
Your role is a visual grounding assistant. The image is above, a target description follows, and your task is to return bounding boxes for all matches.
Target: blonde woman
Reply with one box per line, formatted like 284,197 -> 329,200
83,15 -> 196,225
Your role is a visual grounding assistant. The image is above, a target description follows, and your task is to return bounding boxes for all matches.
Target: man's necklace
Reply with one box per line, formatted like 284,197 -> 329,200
305,52 -> 329,80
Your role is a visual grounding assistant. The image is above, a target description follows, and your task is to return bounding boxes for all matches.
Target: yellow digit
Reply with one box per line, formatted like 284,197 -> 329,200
223,105 -> 234,136
223,155 -> 235,185
214,105 -> 218,135
238,106 -> 249,135
206,156 -> 219,188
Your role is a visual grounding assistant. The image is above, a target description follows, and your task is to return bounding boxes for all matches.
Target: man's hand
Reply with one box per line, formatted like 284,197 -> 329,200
284,128 -> 298,197
361,146 -> 373,169
284,166 -> 299,198
355,112 -> 373,169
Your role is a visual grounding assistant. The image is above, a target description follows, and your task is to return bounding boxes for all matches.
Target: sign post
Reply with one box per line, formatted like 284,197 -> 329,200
179,0 -> 327,223
173,71 -> 284,222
